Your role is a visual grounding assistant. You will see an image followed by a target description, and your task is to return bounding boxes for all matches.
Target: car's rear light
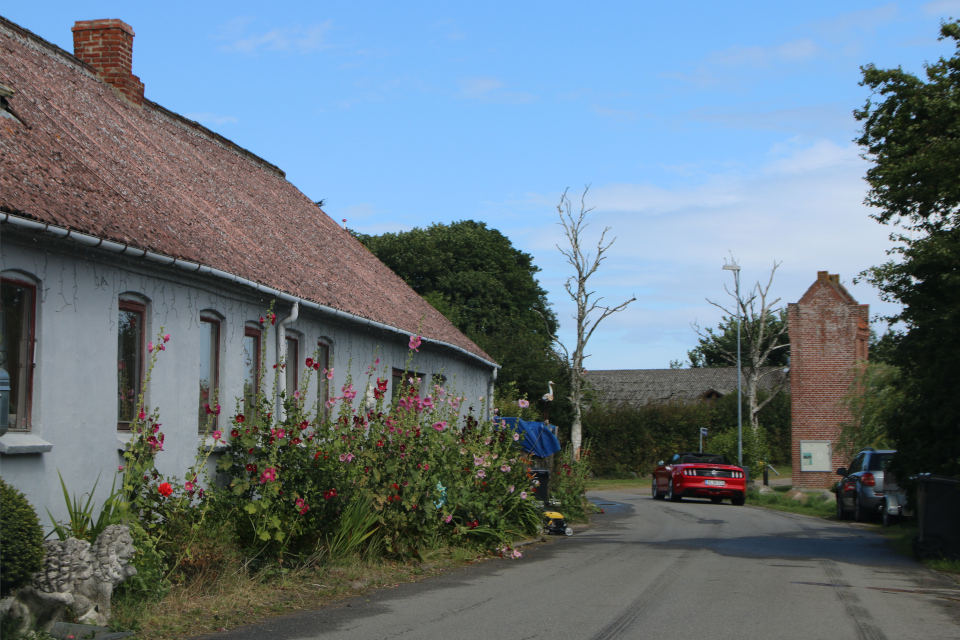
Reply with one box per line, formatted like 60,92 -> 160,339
862,472 -> 876,487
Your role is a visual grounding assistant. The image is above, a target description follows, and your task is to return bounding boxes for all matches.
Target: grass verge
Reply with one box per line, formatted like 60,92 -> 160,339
585,477 -> 648,493
111,545 -> 512,639
879,522 -> 960,579
745,488 -> 837,518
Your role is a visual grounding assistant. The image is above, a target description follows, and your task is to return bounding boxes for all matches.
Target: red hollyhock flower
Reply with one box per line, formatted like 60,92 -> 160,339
231,429 -> 240,438
377,378 -> 388,391
158,482 -> 173,497
305,357 -> 314,368
235,414 -> 245,424
246,463 -> 257,473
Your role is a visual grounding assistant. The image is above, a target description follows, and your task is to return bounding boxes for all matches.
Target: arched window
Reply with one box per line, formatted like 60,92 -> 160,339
1,272 -> 38,431
199,312 -> 222,432
118,294 -> 149,429
243,322 -> 262,415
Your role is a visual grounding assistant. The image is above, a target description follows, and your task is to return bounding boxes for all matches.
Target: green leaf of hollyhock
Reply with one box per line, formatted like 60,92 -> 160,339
244,503 -> 257,514
275,531 -> 284,541
259,531 -> 271,541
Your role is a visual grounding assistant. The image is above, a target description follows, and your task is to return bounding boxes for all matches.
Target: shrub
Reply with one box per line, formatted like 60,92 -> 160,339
0,477 -> 45,597
550,443 -> 592,520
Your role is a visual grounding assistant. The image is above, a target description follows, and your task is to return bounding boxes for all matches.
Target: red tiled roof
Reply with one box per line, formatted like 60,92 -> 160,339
0,16 -> 494,365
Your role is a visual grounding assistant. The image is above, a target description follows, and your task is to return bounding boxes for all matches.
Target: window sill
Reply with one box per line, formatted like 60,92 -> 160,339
0,432 -> 54,454
117,432 -> 133,451
200,436 -> 227,453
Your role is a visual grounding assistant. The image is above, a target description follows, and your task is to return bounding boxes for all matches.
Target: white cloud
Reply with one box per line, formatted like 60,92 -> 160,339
708,38 -> 820,68
183,113 -> 239,126
923,0 -> 960,15
219,20 -> 333,55
456,77 -> 536,104
505,138 -> 896,369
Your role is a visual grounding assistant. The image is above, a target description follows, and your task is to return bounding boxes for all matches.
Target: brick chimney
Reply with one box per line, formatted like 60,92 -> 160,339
71,19 -> 144,106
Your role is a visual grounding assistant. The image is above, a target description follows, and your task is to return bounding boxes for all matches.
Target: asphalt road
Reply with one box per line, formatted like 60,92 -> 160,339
194,490 -> 960,640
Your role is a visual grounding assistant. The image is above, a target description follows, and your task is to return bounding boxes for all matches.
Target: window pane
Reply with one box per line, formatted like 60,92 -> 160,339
317,342 -> 330,413
243,330 -> 260,412
1,281 -> 33,429
285,337 -> 298,401
118,307 -> 143,424
199,319 -> 219,431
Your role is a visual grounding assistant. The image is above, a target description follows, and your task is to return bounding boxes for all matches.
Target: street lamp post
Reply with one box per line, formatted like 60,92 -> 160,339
722,262 -> 743,468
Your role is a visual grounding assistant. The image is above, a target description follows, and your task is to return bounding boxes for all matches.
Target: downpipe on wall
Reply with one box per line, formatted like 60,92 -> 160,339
277,300 -> 299,420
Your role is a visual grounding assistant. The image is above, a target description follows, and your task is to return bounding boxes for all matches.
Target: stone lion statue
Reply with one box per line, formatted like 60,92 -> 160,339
3,525 -> 137,632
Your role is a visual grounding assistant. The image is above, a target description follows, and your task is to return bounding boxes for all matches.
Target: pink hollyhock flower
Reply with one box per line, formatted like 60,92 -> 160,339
185,481 -> 194,492
118,465 -> 124,472
449,397 -> 461,410
212,430 -> 222,441
408,335 -> 421,352
163,333 -> 170,342
138,410 -> 146,421
260,467 -> 277,483
432,421 -> 447,431
147,341 -> 154,352
518,399 -> 530,408
325,368 -> 335,380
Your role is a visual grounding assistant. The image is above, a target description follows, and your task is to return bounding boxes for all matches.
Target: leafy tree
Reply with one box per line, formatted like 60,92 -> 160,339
855,20 -> 960,480
837,362 -> 903,457
354,221 -> 562,407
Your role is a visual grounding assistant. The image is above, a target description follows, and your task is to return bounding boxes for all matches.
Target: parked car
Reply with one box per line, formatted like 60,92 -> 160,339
834,448 -> 896,522
652,452 -> 747,505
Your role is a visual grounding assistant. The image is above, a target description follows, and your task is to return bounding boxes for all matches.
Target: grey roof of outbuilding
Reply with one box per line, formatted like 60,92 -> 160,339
584,367 -> 789,408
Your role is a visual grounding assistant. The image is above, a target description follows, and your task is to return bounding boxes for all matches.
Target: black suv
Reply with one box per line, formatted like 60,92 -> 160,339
835,448 -> 896,522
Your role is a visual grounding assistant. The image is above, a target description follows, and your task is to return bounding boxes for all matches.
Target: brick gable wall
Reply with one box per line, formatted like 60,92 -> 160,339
788,271 -> 869,488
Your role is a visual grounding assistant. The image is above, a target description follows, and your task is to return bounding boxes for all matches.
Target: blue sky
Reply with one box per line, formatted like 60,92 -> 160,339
6,2 -> 960,369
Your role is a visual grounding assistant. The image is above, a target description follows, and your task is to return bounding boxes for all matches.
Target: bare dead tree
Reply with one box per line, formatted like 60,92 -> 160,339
555,186 -> 635,460
692,260 -> 789,432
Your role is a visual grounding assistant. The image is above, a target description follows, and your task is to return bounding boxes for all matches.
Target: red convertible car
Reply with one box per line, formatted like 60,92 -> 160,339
652,452 -> 746,505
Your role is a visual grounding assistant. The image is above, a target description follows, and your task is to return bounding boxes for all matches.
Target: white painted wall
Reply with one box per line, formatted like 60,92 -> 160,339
0,233 -> 494,527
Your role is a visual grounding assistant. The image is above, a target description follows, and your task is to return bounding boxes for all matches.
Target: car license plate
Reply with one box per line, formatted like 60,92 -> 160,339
705,479 -> 725,486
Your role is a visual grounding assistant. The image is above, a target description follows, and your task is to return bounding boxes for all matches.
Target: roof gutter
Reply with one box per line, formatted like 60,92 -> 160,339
1,212 -> 499,370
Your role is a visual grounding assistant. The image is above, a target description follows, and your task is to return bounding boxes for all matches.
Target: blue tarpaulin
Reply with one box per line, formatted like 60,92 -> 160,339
497,417 -> 562,458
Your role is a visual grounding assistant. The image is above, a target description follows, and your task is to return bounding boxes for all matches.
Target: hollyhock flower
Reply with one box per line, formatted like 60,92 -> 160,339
158,342 -> 165,351
295,497 -> 308,514
377,378 -> 388,391
408,335 -> 421,351
230,429 -> 239,438
158,482 -> 173,497
513,433 -> 520,441
259,316 -> 265,325
520,491 -> 527,499
147,341 -> 154,353
163,333 -> 170,342
449,397 -> 461,410
268,313 -> 277,325
507,485 -> 515,493
212,430 -> 222,441
118,465 -> 124,472
325,368 -> 334,380
260,467 -> 277,483
305,357 -> 314,368
293,390 -> 301,400
432,421 -> 447,432
235,414 -> 245,424
501,464 -> 511,473
422,397 -> 434,410
246,463 -> 256,473
185,481 -> 194,492
518,399 -> 530,408
138,410 -> 146,421
342,384 -> 357,401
